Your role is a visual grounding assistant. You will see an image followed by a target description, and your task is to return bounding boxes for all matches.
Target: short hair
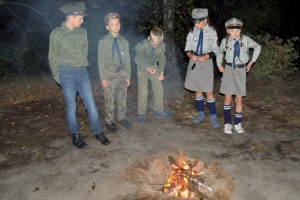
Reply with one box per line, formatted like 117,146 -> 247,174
104,13 -> 120,24
149,28 -> 164,45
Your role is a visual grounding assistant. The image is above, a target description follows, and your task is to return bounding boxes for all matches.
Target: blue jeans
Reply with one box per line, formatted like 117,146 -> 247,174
59,65 -> 102,135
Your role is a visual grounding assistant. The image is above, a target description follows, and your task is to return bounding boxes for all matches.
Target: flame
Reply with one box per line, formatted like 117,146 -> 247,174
162,150 -> 201,198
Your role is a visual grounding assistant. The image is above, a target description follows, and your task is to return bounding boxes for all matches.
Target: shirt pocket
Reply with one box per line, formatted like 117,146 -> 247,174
59,42 -> 73,56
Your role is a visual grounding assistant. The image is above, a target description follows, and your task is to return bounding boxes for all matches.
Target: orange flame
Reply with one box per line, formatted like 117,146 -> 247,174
162,150 -> 201,198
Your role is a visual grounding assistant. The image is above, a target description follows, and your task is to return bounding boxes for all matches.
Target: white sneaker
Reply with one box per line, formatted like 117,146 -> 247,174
224,123 -> 233,134
234,123 -> 245,134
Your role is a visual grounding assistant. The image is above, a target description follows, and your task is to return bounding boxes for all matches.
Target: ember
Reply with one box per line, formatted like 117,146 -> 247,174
162,151 -> 214,200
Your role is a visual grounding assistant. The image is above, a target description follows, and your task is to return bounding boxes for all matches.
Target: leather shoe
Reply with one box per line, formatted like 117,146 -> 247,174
95,133 -> 110,145
72,134 -> 87,148
119,119 -> 132,128
106,121 -> 118,132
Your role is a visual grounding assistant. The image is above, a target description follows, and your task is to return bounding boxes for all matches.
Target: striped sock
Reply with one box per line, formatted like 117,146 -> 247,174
234,112 -> 242,125
195,96 -> 204,112
223,105 -> 231,124
207,98 -> 216,115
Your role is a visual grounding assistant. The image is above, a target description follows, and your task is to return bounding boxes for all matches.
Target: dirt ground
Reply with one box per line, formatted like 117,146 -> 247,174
0,76 -> 300,200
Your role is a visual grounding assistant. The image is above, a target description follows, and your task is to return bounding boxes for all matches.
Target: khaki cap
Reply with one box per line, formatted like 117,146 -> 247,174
59,1 -> 87,16
225,17 -> 243,29
191,8 -> 208,20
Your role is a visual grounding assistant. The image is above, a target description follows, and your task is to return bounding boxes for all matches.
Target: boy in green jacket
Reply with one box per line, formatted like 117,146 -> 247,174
48,1 -> 110,148
134,28 -> 170,122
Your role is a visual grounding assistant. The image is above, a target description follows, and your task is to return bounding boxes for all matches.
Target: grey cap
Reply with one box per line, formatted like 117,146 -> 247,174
191,8 -> 208,20
59,1 -> 87,16
225,17 -> 243,29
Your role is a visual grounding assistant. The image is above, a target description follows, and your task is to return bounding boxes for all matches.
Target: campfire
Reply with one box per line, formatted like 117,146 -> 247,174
162,151 -> 214,200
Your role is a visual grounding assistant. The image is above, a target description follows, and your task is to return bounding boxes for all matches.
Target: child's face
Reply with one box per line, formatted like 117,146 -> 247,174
194,19 -> 207,30
69,15 -> 84,28
227,29 -> 241,39
148,36 -> 161,48
106,18 -> 121,35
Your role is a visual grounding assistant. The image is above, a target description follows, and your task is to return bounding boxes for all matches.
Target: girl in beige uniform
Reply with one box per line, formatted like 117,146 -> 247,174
184,8 -> 220,127
217,18 -> 261,134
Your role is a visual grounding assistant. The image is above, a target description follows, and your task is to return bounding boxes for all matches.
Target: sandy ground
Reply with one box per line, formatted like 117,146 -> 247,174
0,79 -> 300,200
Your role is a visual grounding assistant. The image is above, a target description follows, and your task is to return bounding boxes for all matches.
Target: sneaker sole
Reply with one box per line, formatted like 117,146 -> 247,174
73,143 -> 87,148
234,130 -> 245,134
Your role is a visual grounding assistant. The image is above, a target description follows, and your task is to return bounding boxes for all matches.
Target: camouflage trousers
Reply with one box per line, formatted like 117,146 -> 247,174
137,68 -> 164,114
103,67 -> 128,123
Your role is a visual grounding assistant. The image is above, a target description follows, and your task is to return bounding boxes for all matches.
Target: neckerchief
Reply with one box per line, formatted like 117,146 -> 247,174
149,47 -> 155,62
232,40 -> 240,70
112,38 -> 123,64
195,30 -> 203,56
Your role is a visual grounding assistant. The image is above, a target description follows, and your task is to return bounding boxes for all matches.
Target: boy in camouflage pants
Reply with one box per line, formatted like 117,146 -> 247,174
98,13 -> 131,132
134,28 -> 170,122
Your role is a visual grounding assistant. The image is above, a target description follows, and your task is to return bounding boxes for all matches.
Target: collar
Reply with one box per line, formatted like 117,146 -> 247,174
229,36 -> 241,41
194,24 -> 209,32
61,22 -> 78,33
108,32 -> 120,40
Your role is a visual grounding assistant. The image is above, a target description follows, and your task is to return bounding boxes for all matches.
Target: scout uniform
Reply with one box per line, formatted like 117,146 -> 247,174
48,1 -> 110,148
134,39 -> 167,120
216,18 -> 261,97
184,8 -> 220,127
49,2 -> 88,84
216,17 -> 261,134
98,32 -> 131,127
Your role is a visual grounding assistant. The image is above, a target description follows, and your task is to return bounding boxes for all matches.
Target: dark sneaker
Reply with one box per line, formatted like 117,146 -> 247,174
95,133 -> 110,145
72,134 -> 87,148
119,119 -> 132,128
106,121 -> 118,133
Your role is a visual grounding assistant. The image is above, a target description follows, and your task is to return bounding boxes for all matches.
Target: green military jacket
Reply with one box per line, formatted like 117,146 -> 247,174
98,32 -> 131,80
48,22 -> 89,83
134,39 -> 166,73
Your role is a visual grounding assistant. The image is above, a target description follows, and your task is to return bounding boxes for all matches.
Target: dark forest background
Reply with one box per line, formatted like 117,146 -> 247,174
0,0 -> 299,82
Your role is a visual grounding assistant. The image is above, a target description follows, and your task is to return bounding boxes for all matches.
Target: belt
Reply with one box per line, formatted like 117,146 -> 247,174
226,63 -> 247,68
191,51 -> 206,56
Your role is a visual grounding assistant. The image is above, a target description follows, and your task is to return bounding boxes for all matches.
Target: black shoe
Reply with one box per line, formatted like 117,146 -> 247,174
106,121 -> 118,132
72,134 -> 87,148
95,133 -> 110,145
119,119 -> 132,128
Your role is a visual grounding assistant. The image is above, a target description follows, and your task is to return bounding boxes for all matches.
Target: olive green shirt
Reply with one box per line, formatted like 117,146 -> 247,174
98,32 -> 131,80
48,22 -> 89,83
134,39 -> 166,73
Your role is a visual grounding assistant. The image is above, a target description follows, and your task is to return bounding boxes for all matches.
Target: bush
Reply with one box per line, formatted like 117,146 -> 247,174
0,39 -> 49,78
250,34 -> 299,80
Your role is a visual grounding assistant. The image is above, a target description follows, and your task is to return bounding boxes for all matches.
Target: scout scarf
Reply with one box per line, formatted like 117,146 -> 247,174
112,38 -> 123,64
195,30 -> 203,56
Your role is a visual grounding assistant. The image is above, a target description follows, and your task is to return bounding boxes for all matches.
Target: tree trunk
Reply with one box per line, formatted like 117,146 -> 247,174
163,0 -> 180,81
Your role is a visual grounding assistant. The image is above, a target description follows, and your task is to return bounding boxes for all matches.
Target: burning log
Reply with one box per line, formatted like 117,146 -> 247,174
162,151 -> 214,200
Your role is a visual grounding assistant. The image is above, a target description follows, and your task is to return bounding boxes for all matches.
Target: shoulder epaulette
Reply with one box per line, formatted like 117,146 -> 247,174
139,39 -> 147,45
210,26 -> 217,31
99,35 -> 107,41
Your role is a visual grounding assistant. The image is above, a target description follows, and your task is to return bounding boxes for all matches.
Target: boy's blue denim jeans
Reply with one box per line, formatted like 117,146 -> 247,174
58,65 -> 102,135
